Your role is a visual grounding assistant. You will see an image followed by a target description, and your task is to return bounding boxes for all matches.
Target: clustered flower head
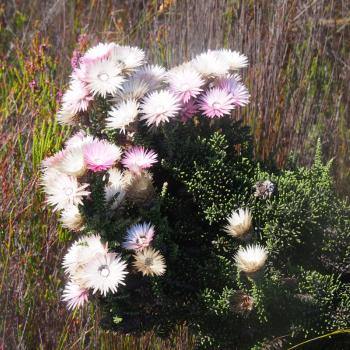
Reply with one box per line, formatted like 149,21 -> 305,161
106,99 -> 139,133
122,222 -> 155,251
41,131 -> 123,220
140,90 -> 181,127
230,290 -> 255,314
224,208 -> 252,239
133,247 -> 166,276
41,128 -> 162,310
83,140 -> 122,172
43,41 -> 252,311
104,168 -> 127,209
234,244 -> 268,276
121,146 -> 158,175
253,180 -> 276,199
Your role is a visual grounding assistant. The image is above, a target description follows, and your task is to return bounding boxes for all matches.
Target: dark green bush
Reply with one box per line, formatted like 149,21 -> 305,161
83,116 -> 349,349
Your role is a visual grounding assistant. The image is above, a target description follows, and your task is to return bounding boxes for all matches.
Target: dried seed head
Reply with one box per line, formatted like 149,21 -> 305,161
230,291 -> 254,314
253,180 -> 275,199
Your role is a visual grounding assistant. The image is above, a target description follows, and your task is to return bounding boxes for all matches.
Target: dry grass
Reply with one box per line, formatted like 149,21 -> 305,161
1,0 -> 349,349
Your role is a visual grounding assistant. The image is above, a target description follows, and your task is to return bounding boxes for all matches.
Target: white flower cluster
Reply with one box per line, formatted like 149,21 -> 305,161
42,42 -> 252,311
167,49 -> 250,120
43,81 -> 166,311
41,131 -> 164,309
41,130 -> 124,231
57,42 -> 250,132
62,234 -> 127,309
57,42 -> 174,130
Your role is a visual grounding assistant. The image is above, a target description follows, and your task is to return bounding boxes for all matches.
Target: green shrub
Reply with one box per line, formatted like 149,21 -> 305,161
93,117 -> 350,349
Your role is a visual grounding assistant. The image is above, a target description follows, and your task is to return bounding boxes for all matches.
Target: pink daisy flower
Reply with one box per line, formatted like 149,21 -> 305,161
83,140 -> 122,172
198,87 -> 235,118
62,281 -> 89,310
167,69 -> 204,103
121,146 -> 157,174
122,222 -> 155,251
180,99 -> 198,122
41,150 -> 66,169
216,76 -> 250,107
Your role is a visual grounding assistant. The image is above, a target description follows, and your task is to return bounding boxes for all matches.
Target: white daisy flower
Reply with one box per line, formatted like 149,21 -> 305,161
62,234 -> 108,278
43,171 -> 90,211
65,131 -> 95,149
191,50 -> 230,77
125,170 -> 155,204
41,167 -> 63,186
104,168 -> 127,209
234,244 -> 267,274
56,147 -> 86,177
111,45 -> 145,73
57,104 -> 76,125
56,77 -> 93,125
114,77 -> 150,101
166,67 -> 204,103
134,65 -> 166,90
63,78 -> 93,112
198,87 -> 235,118
41,150 -> 66,170
81,252 -> 128,296
83,59 -> 125,97
167,61 -> 195,75
224,208 -> 252,239
133,247 -> 166,276
214,49 -> 248,70
106,99 -> 139,133
140,90 -> 180,127
59,204 -> 84,231
81,42 -> 116,63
